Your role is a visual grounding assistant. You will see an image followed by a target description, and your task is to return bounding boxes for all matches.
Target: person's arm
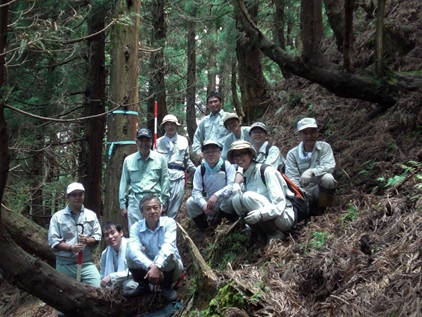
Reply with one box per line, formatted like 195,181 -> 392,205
265,146 -> 282,169
285,149 -> 302,187
213,162 -> 235,198
260,167 -> 288,220
192,120 -> 204,156
192,166 -> 207,208
312,142 -> 336,176
119,159 -> 130,217
159,154 -> 170,205
153,218 -> 178,268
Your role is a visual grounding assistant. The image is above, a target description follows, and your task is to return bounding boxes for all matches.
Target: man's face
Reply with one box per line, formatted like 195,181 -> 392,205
164,122 -> 177,138
207,97 -> 222,115
203,145 -> 221,166
141,198 -> 162,225
300,128 -> 318,150
136,137 -> 152,153
103,226 -> 123,251
67,190 -> 84,210
225,118 -> 240,133
250,128 -> 267,145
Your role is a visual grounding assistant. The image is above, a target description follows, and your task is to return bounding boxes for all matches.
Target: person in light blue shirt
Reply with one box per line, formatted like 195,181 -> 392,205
285,118 -> 336,212
99,221 -> 137,291
192,91 -> 230,160
48,182 -> 102,287
125,194 -> 183,301
119,128 -> 170,229
186,140 -> 237,231
249,122 -> 285,171
227,141 -> 295,245
156,114 -> 196,219
221,112 -> 251,160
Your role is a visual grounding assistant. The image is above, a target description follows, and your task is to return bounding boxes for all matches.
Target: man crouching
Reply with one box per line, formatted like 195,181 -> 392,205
125,194 -> 184,301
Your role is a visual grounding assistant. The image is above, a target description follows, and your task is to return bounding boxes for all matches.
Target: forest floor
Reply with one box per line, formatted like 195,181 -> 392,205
1,0 -> 421,316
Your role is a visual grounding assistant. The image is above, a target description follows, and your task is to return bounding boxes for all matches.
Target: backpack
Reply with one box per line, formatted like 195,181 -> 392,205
200,162 -> 227,193
260,164 -> 310,227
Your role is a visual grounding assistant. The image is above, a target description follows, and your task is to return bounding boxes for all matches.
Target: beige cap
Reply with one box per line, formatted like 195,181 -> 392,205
223,112 -> 240,129
226,140 -> 257,163
249,122 -> 268,135
160,114 -> 180,129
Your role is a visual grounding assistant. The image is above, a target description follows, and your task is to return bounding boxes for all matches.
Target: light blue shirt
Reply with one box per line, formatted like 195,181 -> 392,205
127,216 -> 182,271
285,141 -> 335,188
192,109 -> 230,154
48,205 -> 101,265
254,141 -> 285,169
221,127 -> 252,159
156,133 -> 196,181
241,162 -> 292,220
119,150 -> 170,209
192,161 -> 235,208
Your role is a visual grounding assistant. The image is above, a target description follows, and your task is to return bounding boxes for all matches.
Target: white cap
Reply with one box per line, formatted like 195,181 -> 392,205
66,182 -> 85,195
297,118 -> 318,131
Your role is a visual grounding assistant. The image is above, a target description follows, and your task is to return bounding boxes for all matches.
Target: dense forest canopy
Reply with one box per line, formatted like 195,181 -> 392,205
0,0 -> 421,316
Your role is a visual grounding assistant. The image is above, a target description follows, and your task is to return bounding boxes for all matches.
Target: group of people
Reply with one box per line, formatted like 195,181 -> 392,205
47,91 -> 337,312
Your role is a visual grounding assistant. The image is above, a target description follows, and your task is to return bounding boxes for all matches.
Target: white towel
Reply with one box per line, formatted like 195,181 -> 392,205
104,237 -> 127,279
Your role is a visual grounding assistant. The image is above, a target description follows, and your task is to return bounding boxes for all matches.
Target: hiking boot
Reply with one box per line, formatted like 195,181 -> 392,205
161,287 -> 178,301
123,283 -> 150,298
266,230 -> 285,243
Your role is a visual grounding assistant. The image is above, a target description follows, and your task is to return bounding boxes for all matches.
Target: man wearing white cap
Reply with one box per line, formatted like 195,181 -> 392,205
156,114 -> 196,219
221,112 -> 252,160
186,140 -> 237,231
119,127 -> 170,229
285,118 -> 337,213
48,182 -> 102,287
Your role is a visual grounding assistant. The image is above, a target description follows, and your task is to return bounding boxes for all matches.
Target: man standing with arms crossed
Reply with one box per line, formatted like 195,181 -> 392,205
119,128 -> 170,230
192,91 -> 230,160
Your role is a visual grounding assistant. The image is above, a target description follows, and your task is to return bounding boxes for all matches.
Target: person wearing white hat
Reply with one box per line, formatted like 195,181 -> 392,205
285,118 -> 337,213
221,112 -> 252,160
192,91 -> 230,160
227,141 -> 295,245
156,114 -> 196,219
186,140 -> 237,231
48,182 -> 102,287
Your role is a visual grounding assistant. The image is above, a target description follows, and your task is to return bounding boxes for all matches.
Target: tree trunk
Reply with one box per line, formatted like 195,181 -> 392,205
375,0 -> 386,76
344,0 -> 354,71
235,2 -> 271,123
147,0 -> 167,137
186,13 -> 197,142
273,0 -> 291,78
301,0 -> 324,64
104,0 -> 140,233
324,0 -> 345,51
0,0 -> 10,214
231,61 -> 245,120
2,207 -> 56,267
79,5 -> 106,214
232,0 -> 399,107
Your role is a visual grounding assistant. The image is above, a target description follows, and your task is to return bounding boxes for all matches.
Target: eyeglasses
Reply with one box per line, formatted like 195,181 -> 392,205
233,152 -> 250,160
68,192 -> 84,198
203,150 -> 220,156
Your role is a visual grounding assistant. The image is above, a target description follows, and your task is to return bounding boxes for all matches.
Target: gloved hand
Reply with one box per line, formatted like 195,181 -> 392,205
244,210 -> 263,224
300,169 -> 315,187
232,183 -> 241,194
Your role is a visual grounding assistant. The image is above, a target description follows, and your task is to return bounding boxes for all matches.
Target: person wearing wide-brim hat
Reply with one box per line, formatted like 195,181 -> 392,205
249,122 -> 285,171
221,112 -> 252,160
156,114 -> 196,219
285,118 -> 337,213
119,127 -> 170,229
228,140 -> 295,245
186,140 -> 237,231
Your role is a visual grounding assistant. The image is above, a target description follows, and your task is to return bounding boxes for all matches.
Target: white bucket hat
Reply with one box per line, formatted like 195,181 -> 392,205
226,140 -> 257,163
160,114 -> 180,129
